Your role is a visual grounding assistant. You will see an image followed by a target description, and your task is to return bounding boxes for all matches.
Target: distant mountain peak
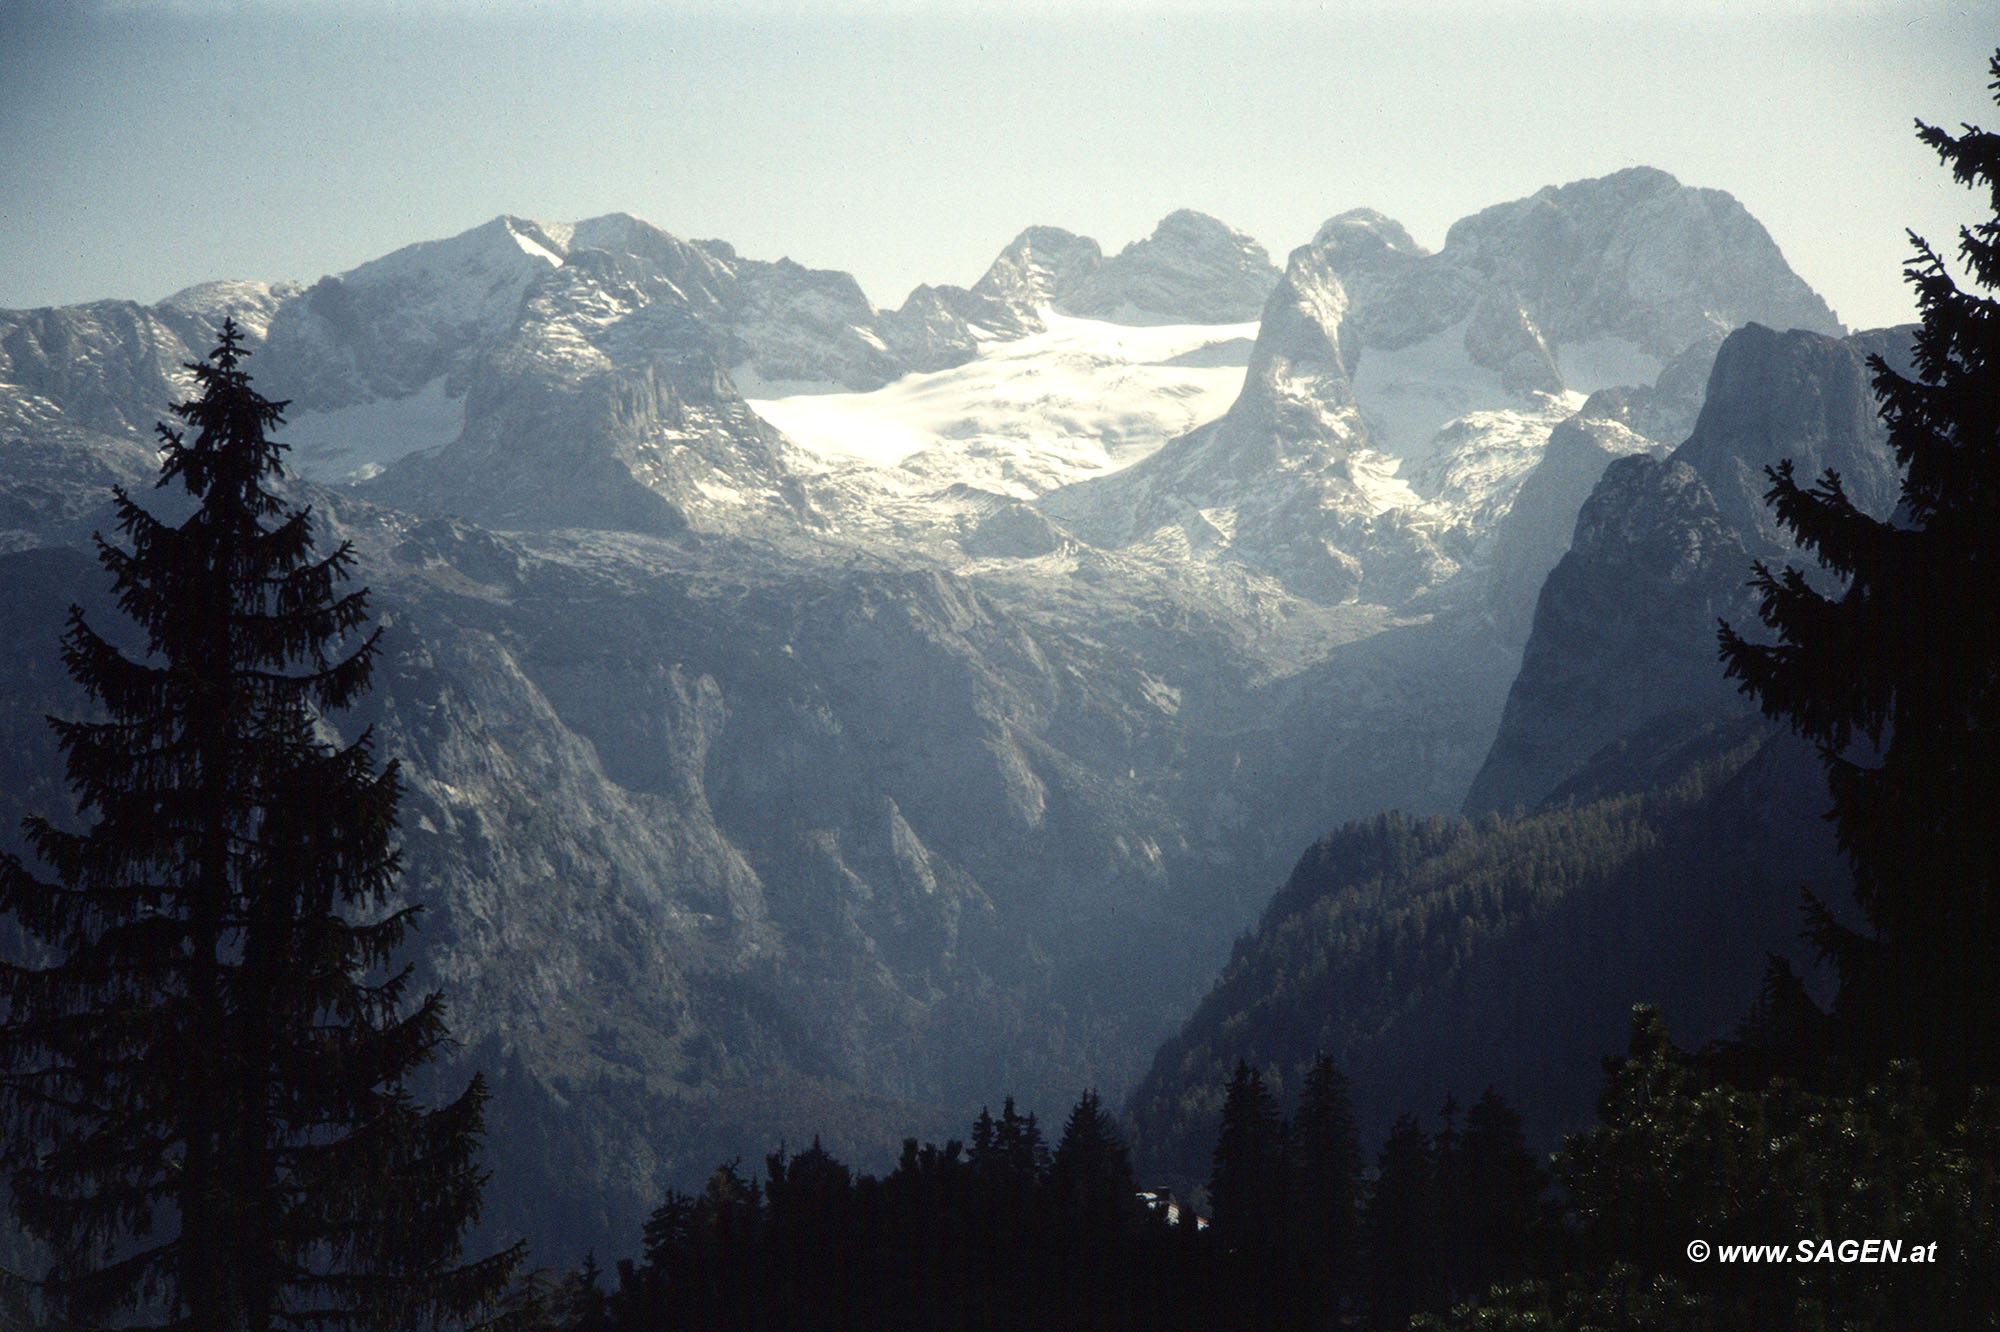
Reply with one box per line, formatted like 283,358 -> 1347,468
1464,321 -> 1898,816
1150,208 -> 1253,244
970,226 -> 1104,310
1313,208 -> 1427,260
1057,210 -> 1279,325
1227,240 -> 1358,450
1670,322 -> 1901,551
1440,166 -> 1841,355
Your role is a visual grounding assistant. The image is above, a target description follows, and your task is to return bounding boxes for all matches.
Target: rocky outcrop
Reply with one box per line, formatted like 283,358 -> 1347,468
0,300 -> 208,438
972,225 -> 1105,314
0,413 -> 160,553
1326,168 -> 1842,457
1042,228 -> 1468,606
1464,324 -> 1903,813
1464,451 -> 1757,814
1058,211 -> 1278,325
1440,166 -> 1841,358
1480,407 -> 1668,641
360,249 -> 813,536
864,224 -> 1114,366
1672,322 -> 1905,550
256,215 -> 569,411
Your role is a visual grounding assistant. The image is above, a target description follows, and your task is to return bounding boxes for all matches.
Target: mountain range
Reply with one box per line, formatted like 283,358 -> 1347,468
1126,317 -> 1908,1195
0,165 -> 1884,1262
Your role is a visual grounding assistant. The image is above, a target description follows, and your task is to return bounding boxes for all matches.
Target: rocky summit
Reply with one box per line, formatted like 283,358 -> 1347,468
1057,210 -> 1281,326
0,171 -> 1873,1261
1464,322 -> 1913,816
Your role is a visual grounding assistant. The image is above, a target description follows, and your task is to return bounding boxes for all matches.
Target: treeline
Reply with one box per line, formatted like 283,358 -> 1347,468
531,1062 -> 1548,1332
534,1024 -> 1996,1332
536,1092 -> 1193,1332
1202,1059 -> 1544,1330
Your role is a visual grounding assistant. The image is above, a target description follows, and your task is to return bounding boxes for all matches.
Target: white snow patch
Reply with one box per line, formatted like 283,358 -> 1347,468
694,479 -> 747,505
511,227 -> 566,268
747,394 -> 937,468
1198,506 -> 1238,542
537,220 -> 577,253
1349,321 -> 1512,461
1411,395 -> 1584,520
1346,449 -> 1427,514
280,376 -> 464,482
748,310 -> 1256,490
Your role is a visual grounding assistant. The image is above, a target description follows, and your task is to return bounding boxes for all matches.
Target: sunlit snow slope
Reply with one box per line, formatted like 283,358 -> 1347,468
748,311 -> 1256,499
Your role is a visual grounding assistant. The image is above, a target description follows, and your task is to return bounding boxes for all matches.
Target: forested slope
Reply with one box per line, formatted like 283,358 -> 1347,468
1127,713 -> 1845,1194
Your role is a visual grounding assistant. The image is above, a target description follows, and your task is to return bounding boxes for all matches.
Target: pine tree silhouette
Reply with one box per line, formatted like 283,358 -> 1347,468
1044,1091 -> 1141,1328
0,321 -> 518,1330
1719,54 -> 2000,1094
1289,1054 -> 1362,1318
1362,1113 -> 1443,1329
1047,1089 -> 1136,1231
1206,1061 -> 1288,1257
1442,1088 -> 1541,1301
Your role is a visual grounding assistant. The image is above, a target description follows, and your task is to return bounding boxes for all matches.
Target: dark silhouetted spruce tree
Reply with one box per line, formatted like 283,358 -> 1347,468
1042,1091 -> 1140,1328
1719,54 -> 2000,1094
1437,1087 -> 1542,1303
965,1097 -> 1045,1286
1362,1113 -> 1443,1330
1046,1089 -> 1137,1233
0,321 -> 517,1330
1289,1054 -> 1362,1319
1206,1062 -> 1288,1257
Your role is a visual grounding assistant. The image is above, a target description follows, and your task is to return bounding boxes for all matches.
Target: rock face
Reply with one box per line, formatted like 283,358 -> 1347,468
157,212 -> 1061,488
0,301 -> 231,550
358,245 -> 813,537
972,226 -> 1106,314
1442,168 -> 1839,357
1043,218 -> 1581,610
1058,210 -> 1279,325
1481,405 -> 1671,642
1672,322 -> 1905,547
0,174 -> 1858,1264
1464,451 -> 1759,815
0,300 -> 217,438
1463,324 -> 1910,814
1042,232 -> 1399,605
1038,171 -> 1841,623
883,213 -> 1274,350
1324,167 -> 1843,456
257,216 -> 571,411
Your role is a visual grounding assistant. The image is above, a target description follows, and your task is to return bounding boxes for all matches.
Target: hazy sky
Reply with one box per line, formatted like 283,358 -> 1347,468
1,1 -> 1992,333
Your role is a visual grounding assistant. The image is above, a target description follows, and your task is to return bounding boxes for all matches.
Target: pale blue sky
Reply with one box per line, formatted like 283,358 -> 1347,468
1,1 -> 1992,332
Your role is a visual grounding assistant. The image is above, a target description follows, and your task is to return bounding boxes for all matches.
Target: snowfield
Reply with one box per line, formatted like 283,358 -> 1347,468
748,311 -> 1257,495
747,306 -> 1595,568
280,375 -> 466,482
